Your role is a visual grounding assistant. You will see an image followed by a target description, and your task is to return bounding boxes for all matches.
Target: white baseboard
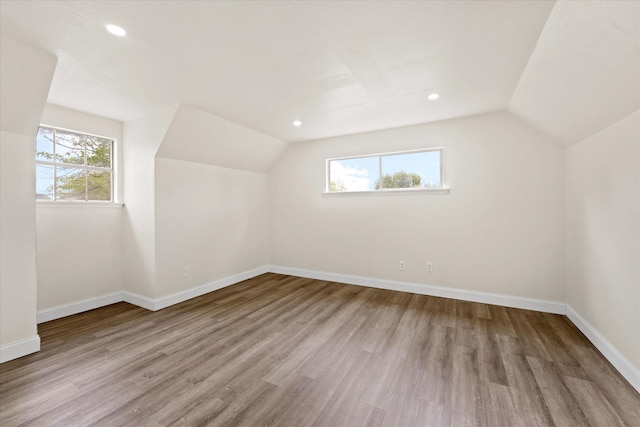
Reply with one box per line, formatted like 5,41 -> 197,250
122,290 -> 157,311
126,266 -> 271,311
0,335 -> 40,363
566,305 -> 640,393
154,265 -> 270,310
35,266 -> 270,322
268,265 -> 566,314
37,292 -> 123,324
122,266 -> 271,311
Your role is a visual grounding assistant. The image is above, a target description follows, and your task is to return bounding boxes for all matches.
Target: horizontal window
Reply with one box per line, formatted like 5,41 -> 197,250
35,126 -> 115,202
327,148 -> 443,193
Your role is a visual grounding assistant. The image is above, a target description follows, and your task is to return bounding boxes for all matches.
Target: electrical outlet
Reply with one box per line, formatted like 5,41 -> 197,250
426,262 -> 433,272
183,266 -> 191,278
399,261 -> 406,271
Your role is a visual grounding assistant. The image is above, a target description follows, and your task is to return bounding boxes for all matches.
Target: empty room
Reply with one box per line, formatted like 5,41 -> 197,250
0,0 -> 638,426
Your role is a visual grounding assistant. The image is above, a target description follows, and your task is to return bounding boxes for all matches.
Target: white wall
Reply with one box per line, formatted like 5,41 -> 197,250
154,158 -> 269,297
269,111 -> 565,302
122,107 -> 177,298
36,205 -> 124,310
0,37 -> 56,361
566,109 -> 640,372
148,105 -> 284,298
1,132 -> 40,345
36,105 -> 124,312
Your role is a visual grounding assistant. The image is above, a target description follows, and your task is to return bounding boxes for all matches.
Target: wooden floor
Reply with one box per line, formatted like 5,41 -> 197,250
0,274 -> 638,426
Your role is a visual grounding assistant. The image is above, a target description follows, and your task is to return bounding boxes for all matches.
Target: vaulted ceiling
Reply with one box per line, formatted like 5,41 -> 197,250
1,1 -> 638,145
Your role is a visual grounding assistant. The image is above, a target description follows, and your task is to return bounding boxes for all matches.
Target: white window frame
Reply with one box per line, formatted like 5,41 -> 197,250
325,148 -> 449,195
35,125 -> 117,203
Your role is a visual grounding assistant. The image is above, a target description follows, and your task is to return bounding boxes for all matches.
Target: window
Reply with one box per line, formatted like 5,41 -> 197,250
327,148 -> 443,193
35,126 -> 114,202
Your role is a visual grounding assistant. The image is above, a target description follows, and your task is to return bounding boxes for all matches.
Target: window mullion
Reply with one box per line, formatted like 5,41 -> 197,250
84,137 -> 87,201
53,129 -> 57,200
110,141 -> 114,202
378,155 -> 383,190
83,165 -> 111,172
439,148 -> 443,189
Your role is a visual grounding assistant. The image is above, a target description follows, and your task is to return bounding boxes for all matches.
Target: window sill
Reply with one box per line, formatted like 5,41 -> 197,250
322,188 -> 450,197
36,201 -> 124,208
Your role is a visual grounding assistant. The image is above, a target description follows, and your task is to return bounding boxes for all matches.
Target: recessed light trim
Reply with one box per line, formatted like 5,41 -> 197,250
106,24 -> 127,37
428,93 -> 440,101
293,120 -> 302,127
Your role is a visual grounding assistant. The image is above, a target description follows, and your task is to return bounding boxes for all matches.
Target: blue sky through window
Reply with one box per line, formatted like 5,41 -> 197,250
328,149 -> 442,192
330,156 -> 378,191
382,151 -> 441,188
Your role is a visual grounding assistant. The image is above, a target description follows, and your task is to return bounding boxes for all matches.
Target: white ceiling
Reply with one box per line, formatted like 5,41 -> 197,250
0,1 -> 638,144
510,0 -> 640,145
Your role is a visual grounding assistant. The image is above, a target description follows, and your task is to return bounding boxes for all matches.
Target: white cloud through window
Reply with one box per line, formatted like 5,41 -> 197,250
329,161 -> 372,191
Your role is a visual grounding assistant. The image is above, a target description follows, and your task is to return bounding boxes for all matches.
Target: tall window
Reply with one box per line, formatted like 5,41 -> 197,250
35,126 -> 114,202
327,148 -> 443,193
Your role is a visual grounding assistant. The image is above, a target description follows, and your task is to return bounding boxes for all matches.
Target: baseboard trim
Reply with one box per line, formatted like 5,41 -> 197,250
153,266 -> 271,310
35,266 -> 271,322
566,305 -> 640,393
0,335 -> 40,363
37,292 -> 123,324
122,266 -> 271,311
268,265 -> 566,314
122,290 -> 157,311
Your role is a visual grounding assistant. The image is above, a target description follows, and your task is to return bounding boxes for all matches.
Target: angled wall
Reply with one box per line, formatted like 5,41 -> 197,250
0,37 -> 56,362
122,105 -> 286,303
153,105 -> 286,299
122,106 -> 178,299
154,158 -> 270,297
566,109 -> 640,389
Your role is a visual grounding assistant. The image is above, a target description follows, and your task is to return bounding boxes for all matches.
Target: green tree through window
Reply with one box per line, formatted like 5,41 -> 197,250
36,127 -> 113,201
375,171 -> 422,190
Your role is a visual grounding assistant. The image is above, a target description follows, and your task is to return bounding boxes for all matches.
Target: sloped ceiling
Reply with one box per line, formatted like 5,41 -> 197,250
0,37 -> 57,135
156,105 -> 288,173
0,1 -> 638,145
510,1 -> 640,146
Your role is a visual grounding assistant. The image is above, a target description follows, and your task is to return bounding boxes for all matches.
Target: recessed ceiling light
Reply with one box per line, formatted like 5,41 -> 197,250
106,24 -> 126,37
293,120 -> 302,127
428,93 -> 440,101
